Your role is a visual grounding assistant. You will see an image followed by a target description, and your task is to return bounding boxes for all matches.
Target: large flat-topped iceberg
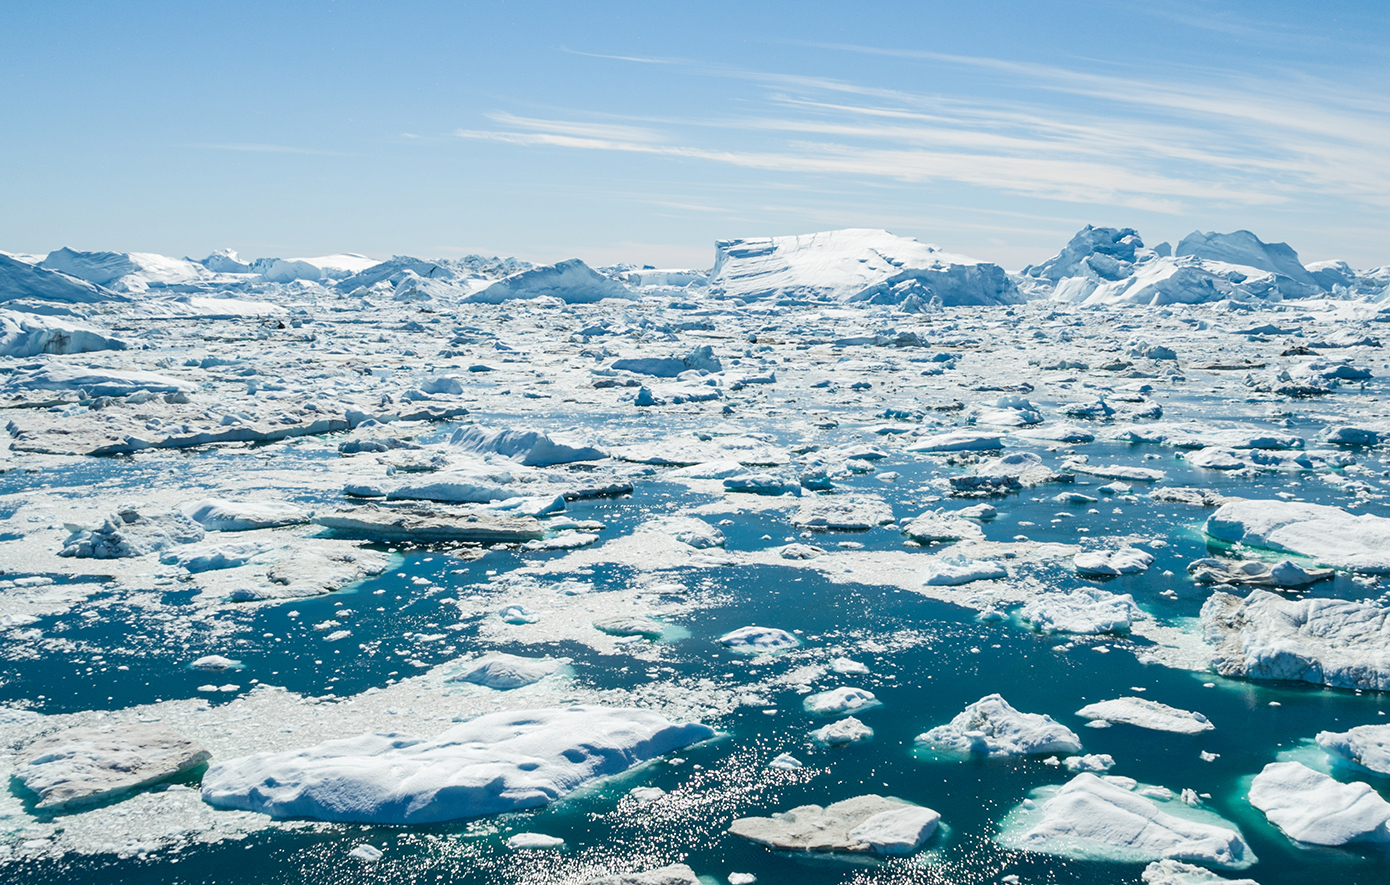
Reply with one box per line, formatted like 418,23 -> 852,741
201,706 -> 714,824
1205,499 -> 1390,573
709,229 -> 1020,306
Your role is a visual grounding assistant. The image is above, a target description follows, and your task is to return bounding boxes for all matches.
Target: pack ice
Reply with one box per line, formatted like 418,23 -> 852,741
200,707 -> 713,824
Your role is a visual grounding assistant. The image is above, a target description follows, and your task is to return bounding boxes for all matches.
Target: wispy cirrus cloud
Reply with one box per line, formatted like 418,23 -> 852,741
455,48 -> 1390,218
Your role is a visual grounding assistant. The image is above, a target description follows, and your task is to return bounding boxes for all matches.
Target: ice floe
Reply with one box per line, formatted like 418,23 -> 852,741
729,794 -> 940,854
200,706 -> 713,824
16,725 -> 211,810
1247,761 -> 1390,846
1075,698 -> 1214,734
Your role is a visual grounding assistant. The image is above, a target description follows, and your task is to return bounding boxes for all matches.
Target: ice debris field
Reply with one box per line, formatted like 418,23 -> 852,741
1,225 -> 1390,884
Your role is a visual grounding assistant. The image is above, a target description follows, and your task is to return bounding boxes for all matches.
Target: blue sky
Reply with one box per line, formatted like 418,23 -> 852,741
2,1 -> 1387,269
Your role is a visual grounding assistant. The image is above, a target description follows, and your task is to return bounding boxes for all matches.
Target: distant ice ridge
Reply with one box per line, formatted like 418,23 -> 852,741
0,253 -> 122,304
1021,224 -> 1366,305
709,229 -> 1021,307
201,706 -> 713,824
467,259 -> 634,304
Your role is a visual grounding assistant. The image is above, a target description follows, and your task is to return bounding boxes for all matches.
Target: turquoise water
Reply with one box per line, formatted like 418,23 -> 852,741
6,402 -> 1390,882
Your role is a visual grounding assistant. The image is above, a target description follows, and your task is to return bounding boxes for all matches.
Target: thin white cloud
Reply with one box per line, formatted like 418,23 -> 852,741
455,47 -> 1390,217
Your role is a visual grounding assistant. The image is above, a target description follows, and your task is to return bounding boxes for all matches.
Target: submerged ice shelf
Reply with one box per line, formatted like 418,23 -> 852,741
2,226 -> 1390,884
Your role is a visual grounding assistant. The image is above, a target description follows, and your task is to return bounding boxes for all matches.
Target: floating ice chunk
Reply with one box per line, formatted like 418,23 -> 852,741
1201,589 -> 1390,690
180,498 -> 309,532
723,472 -> 799,495
901,512 -> 985,543
645,516 -> 725,549
917,694 -> 1081,757
468,259 -> 633,304
450,425 -> 606,466
579,863 -> 701,885
507,833 -> 565,850
730,794 -> 940,854
719,626 -> 799,653
190,655 -> 242,671
348,844 -> 383,861
1074,547 -> 1154,577
1248,761 -> 1390,846
1141,859 -> 1260,885
1065,754 -> 1116,773
812,716 -> 873,746
778,543 -> 826,559
998,773 -> 1253,868
1022,588 -> 1139,635
314,507 -> 542,543
847,805 -> 942,854
1205,499 -> 1390,572
830,658 -> 870,675
1186,557 -> 1331,587
201,707 -> 713,824
17,725 -> 211,810
612,344 -> 722,377
594,616 -> 666,639
1075,698 -> 1214,734
1065,461 -> 1165,482
768,754 -> 803,770
452,654 -> 563,690
1324,426 -> 1381,446
1317,724 -> 1390,775
382,466 -> 517,504
793,495 -> 894,530
804,687 -> 878,717
1017,423 -> 1096,444
906,430 -> 1004,453
921,555 -> 1007,586
728,874 -> 756,885
500,605 -> 541,625
628,786 -> 666,803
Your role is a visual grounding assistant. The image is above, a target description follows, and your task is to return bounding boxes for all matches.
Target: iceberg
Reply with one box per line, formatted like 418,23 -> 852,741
1205,499 -> 1390,573
467,259 -> 633,304
709,229 -> 1020,306
917,694 -> 1081,757
1316,724 -> 1390,775
201,707 -> 713,824
0,310 -> 128,357
729,795 -> 940,854
997,773 -> 1254,868
449,425 -> 606,466
1248,761 -> 1390,846
1075,698 -> 1214,734
1201,589 -> 1390,690
17,725 -> 211,810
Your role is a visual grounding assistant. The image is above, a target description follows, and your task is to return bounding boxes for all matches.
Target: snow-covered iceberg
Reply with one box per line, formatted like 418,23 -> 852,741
1201,589 -> 1390,690
1205,499 -> 1390,573
997,773 -> 1254,868
709,229 -> 1020,306
0,252 -> 122,304
917,694 -> 1081,757
1248,761 -> 1390,846
0,310 -> 128,357
201,706 -> 713,824
467,259 -> 633,304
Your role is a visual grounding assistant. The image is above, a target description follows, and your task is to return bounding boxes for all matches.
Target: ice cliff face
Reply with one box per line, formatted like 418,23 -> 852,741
709,229 -> 1021,307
